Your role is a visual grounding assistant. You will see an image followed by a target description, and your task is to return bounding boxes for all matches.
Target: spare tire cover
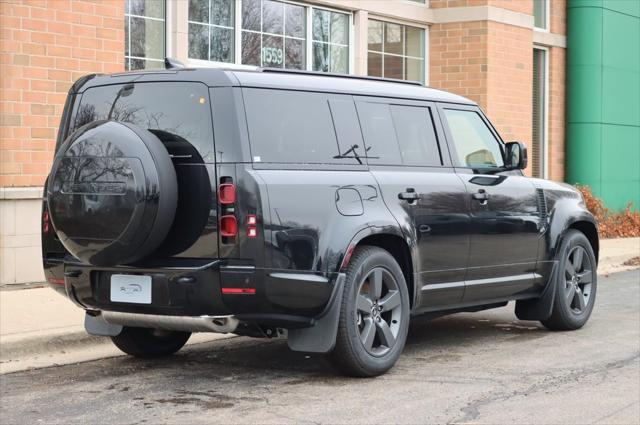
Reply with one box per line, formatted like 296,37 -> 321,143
47,120 -> 177,266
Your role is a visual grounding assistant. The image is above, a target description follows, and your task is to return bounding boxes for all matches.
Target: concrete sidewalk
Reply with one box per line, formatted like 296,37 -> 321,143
1,237 -> 638,374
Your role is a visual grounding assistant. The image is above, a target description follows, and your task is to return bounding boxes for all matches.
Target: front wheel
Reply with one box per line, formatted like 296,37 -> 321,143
111,327 -> 191,358
330,246 -> 410,377
541,229 -> 597,331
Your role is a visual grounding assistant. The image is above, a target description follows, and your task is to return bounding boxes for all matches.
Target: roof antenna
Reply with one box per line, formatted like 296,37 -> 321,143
164,57 -> 185,69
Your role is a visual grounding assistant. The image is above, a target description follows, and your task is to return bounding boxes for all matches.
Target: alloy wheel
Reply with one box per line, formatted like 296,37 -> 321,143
563,245 -> 593,314
355,267 -> 403,356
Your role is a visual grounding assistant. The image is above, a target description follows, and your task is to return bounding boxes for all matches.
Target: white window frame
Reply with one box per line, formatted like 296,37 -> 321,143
533,45 -> 549,179
125,0 -> 167,69
533,0 -> 550,32
366,16 -> 428,84
186,0 -> 353,74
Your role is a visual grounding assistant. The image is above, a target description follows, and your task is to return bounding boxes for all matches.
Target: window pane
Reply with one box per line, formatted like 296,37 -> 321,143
241,31 -> 261,65
444,109 -> 504,168
130,17 -> 164,59
368,52 -> 382,77
242,0 -> 261,31
75,83 -> 215,162
189,23 -> 209,60
390,105 -> 441,166
211,0 -> 234,27
534,0 -> 547,29
189,0 -> 208,24
368,20 -> 383,52
130,0 -> 164,19
262,35 -> 284,67
285,38 -> 304,69
405,26 -> 423,58
356,102 -> 402,165
125,17 -> 129,56
383,54 -> 403,80
330,45 -> 348,73
328,99 -> 365,163
243,89 -> 340,164
330,12 -> 348,45
210,26 -> 233,62
285,3 -> 305,38
312,9 -> 330,43
384,22 -> 403,55
263,0 -> 283,35
532,49 -> 546,177
312,42 -> 329,72
405,57 -> 423,82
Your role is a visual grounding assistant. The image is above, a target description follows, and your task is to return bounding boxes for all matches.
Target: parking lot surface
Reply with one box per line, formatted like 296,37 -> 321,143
1,270 -> 638,424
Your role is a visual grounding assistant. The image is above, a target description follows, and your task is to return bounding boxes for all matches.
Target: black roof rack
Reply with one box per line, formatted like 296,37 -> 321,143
259,67 -> 424,87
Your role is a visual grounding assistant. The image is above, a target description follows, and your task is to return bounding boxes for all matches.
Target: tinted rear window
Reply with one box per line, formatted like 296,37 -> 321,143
72,82 -> 215,163
243,88 -> 342,164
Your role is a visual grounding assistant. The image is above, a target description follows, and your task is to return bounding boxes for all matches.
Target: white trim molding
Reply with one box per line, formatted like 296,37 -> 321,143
533,31 -> 566,48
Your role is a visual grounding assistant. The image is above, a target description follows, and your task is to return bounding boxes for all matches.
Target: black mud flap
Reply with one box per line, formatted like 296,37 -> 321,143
287,274 -> 345,353
515,262 -> 558,321
85,312 -> 122,337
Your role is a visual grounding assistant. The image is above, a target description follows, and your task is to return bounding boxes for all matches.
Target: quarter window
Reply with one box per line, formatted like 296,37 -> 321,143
367,20 -> 425,83
443,109 -> 504,169
243,89 -> 341,164
125,0 -> 166,70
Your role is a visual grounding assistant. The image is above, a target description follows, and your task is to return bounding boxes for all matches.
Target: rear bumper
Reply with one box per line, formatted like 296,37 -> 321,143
55,258 -> 341,329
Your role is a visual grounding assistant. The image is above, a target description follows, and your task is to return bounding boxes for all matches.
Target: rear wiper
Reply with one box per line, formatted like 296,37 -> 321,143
334,144 -> 379,164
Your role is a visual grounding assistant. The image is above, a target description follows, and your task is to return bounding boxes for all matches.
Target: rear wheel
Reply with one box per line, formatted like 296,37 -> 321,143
330,246 -> 410,377
111,327 -> 191,358
541,229 -> 597,331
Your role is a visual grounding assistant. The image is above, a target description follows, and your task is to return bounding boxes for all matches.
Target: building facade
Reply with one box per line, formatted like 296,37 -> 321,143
0,0 -> 584,284
566,0 -> 640,211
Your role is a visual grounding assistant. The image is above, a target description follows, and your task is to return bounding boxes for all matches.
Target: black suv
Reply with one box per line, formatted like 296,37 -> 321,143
42,65 -> 598,376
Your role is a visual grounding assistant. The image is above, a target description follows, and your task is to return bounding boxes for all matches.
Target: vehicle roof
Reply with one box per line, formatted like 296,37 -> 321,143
72,67 -> 476,105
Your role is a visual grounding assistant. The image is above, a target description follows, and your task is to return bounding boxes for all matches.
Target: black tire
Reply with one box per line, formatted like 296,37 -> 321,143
541,229 -> 597,331
330,246 -> 410,377
111,327 -> 191,358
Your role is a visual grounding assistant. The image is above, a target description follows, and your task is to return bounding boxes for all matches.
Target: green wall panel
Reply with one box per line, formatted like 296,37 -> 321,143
567,0 -> 640,211
601,125 -> 640,182
602,68 -> 640,126
566,123 -> 602,183
603,10 -> 640,71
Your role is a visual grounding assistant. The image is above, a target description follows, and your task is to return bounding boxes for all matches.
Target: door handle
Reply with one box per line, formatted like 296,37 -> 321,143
472,189 -> 489,204
398,188 -> 419,203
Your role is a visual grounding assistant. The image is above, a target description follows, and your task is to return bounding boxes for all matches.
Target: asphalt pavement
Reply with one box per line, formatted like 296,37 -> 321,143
1,269 -> 638,424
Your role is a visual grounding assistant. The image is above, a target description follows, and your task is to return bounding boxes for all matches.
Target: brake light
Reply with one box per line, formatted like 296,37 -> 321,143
221,287 -> 256,295
43,210 -> 50,234
218,183 -> 236,205
246,214 -> 258,238
220,215 -> 238,237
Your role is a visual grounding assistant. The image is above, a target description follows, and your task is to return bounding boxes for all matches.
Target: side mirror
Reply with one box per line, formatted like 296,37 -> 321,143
504,141 -> 528,170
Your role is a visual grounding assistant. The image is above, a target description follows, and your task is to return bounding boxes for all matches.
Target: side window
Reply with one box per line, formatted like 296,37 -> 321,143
328,99 -> 366,164
390,105 -> 442,166
243,89 -> 340,164
355,102 -> 402,165
443,109 -> 504,168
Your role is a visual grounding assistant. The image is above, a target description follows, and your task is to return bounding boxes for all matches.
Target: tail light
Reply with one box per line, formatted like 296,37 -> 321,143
42,210 -> 50,234
218,183 -> 236,204
220,215 -> 238,237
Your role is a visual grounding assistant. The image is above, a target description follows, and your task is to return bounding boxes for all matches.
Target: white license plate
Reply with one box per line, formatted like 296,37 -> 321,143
110,274 -> 152,304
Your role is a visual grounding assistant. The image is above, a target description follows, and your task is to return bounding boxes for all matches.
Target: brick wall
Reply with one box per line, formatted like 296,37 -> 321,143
429,21 -> 489,108
0,0 -> 125,188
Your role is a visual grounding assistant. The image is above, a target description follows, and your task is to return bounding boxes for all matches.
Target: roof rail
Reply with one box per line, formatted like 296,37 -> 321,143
259,68 -> 424,86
